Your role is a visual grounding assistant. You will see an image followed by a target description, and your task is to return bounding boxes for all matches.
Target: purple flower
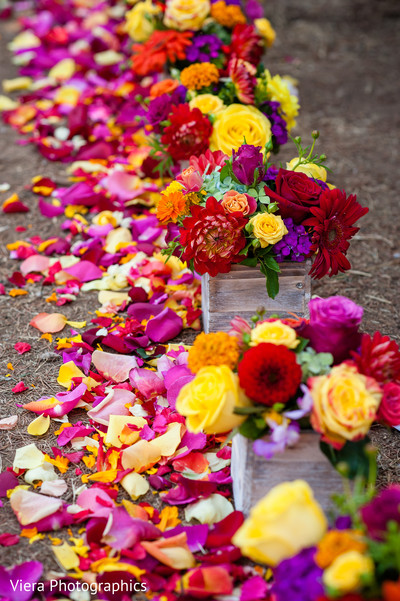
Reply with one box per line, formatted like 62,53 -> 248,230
361,486 -> 400,540
274,218 -> 312,263
298,296 -> 363,364
261,101 -> 289,146
147,94 -> 172,133
253,421 -> 300,460
186,34 -> 222,63
245,0 -> 264,20
272,547 -> 324,601
232,144 -> 265,185
264,165 -> 279,183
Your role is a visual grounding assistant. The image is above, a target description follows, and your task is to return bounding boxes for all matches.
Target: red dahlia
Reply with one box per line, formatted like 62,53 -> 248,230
352,331 -> 400,384
238,343 -> 302,406
161,104 -> 212,162
228,58 -> 257,104
225,24 -> 264,66
179,196 -> 247,276
303,188 -> 368,279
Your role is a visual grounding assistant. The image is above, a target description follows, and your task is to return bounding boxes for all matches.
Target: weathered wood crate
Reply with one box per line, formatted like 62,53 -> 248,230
201,260 -> 311,333
231,432 -> 343,514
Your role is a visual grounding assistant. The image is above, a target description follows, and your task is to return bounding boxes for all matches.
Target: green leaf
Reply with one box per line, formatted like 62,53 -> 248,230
320,438 -> 372,480
219,162 -> 231,182
238,415 -> 268,440
233,405 -> 266,415
264,255 -> 281,273
266,267 -> 279,299
239,257 -> 258,267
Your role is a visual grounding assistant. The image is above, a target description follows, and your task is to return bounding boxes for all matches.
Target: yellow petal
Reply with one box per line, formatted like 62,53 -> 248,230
52,542 -> 80,570
0,95 -> 18,111
94,50 -> 124,66
65,320 -> 86,329
121,439 -> 161,472
150,422 -> 184,457
54,87 -> 80,106
49,58 -> 76,81
98,290 -> 130,306
3,77 -> 32,92
8,31 -> 41,51
57,361 -> 84,388
13,443 -> 45,470
121,472 -> 149,500
105,415 -> 146,448
27,414 -> 50,436
104,227 -> 132,254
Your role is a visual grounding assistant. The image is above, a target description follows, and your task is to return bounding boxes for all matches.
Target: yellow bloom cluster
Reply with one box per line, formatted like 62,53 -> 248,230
180,63 -> 220,91
266,72 -> 299,131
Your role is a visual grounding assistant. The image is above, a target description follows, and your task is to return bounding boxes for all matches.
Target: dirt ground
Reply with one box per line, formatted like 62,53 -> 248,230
0,0 -> 399,572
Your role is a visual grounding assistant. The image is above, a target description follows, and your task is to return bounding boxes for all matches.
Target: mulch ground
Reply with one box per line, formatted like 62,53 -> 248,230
0,0 -> 399,570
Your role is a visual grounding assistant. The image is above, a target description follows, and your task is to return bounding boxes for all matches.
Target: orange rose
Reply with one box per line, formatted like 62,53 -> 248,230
221,190 -> 256,216
150,78 -> 179,98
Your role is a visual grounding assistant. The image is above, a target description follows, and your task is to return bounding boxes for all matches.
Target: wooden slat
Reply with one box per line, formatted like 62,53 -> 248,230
202,260 -> 311,333
231,432 -> 343,515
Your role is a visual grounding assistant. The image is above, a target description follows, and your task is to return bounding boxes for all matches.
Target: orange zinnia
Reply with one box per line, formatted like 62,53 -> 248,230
211,1 -> 246,28
150,79 -> 179,98
132,31 -> 193,77
157,191 -> 187,223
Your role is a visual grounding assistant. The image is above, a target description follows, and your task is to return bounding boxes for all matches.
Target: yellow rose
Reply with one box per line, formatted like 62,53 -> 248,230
189,94 -> 225,115
266,72 -> 299,131
210,104 -> 272,156
323,551 -> 374,594
125,0 -> 160,42
176,365 -> 250,434
248,212 -> 288,248
286,158 -> 327,182
164,0 -> 210,31
250,319 -> 300,349
254,18 -> 276,47
233,480 -> 327,565
310,364 -> 382,448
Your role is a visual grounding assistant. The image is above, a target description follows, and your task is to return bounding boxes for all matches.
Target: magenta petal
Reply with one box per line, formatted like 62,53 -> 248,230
102,506 -> 160,550
167,375 -> 194,410
0,472 -> 19,497
129,367 -> 166,397
63,260 -> 103,282
38,198 -> 65,218
164,524 -> 209,553
240,576 -> 269,601
145,308 -> 183,343
127,302 -> 164,321
0,561 -> 43,601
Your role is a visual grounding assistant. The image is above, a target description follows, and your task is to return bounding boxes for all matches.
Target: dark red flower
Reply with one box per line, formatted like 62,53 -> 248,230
303,188 -> 369,279
225,24 -> 264,65
161,104 -> 212,162
352,331 -> 400,384
179,196 -> 247,276
132,30 -> 193,76
238,343 -> 302,406
378,382 -> 400,427
265,168 -> 322,224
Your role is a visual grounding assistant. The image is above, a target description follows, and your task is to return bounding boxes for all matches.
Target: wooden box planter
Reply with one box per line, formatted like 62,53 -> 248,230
201,260 -> 312,333
231,432 -> 343,514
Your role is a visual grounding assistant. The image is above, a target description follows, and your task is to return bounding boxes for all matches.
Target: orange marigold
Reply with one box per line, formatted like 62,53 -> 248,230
150,78 -> 180,98
315,530 -> 367,569
211,1 -> 246,28
188,332 -> 240,373
180,63 -> 220,91
157,190 -> 188,223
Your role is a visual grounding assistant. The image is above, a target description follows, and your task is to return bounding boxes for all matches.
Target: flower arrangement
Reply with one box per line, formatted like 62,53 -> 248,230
233,478 -> 400,601
175,295 -> 400,479
158,135 -> 368,297
126,0 -> 276,75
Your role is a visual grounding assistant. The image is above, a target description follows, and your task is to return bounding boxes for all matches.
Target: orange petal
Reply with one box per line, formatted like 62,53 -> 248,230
29,312 -> 67,333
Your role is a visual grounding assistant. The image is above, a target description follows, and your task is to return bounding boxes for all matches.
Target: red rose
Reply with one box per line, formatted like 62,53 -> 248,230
161,104 -> 212,162
378,382 -> 400,427
265,168 -> 322,223
179,196 -> 247,276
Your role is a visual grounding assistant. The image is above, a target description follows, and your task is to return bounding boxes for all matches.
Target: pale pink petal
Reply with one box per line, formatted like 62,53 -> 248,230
92,350 -> 139,382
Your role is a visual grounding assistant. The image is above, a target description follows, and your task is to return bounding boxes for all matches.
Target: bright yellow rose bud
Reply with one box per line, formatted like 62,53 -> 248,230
210,104 -> 272,156
323,551 -> 374,595
254,18 -> 276,47
189,94 -> 226,115
286,158 -> 327,182
176,365 -> 250,434
250,319 -> 300,349
233,480 -> 327,565
125,0 -> 160,42
310,363 -> 382,449
248,212 -> 288,248
164,0 -> 210,31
